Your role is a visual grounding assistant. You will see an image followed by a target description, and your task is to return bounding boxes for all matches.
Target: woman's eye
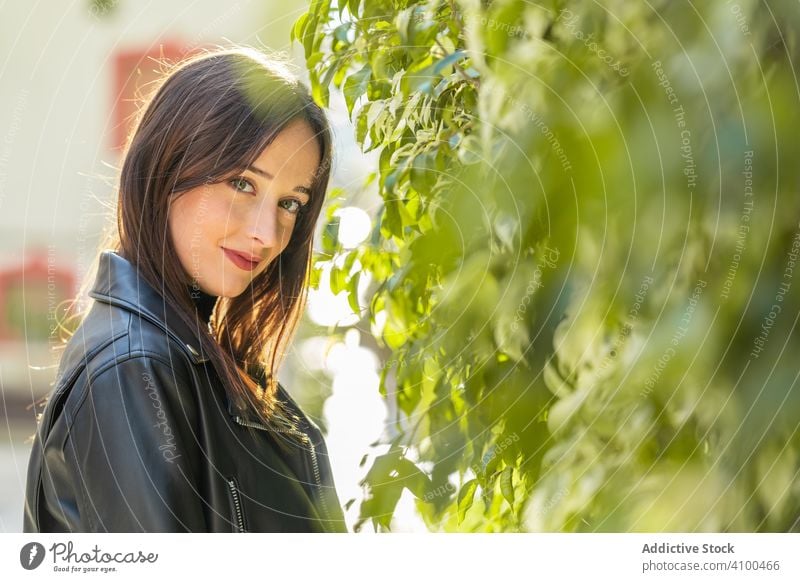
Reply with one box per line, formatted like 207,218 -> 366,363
229,177 -> 255,194
279,199 -> 304,215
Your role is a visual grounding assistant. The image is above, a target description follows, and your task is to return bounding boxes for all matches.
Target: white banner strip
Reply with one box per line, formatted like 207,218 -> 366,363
2,533 -> 798,581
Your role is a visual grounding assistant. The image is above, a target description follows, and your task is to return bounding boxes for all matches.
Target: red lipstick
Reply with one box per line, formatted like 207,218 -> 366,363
222,247 -> 261,271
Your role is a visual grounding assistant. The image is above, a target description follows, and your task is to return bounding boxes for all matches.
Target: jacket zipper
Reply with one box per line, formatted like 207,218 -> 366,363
232,415 -> 333,532
305,437 -> 334,532
226,478 -> 246,532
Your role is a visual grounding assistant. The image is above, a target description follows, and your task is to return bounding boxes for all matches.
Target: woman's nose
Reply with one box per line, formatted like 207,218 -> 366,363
246,204 -> 279,248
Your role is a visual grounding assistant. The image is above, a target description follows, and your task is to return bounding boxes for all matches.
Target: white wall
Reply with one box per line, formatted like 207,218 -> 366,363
0,0 -> 368,384
0,0 -> 313,274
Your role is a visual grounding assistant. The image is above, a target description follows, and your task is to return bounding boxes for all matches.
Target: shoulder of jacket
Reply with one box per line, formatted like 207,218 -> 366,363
77,301 -> 202,373
63,351 -> 198,431
52,305 -> 198,407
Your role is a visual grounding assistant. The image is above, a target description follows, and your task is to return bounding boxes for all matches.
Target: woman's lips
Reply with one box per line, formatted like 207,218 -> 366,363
222,247 -> 261,271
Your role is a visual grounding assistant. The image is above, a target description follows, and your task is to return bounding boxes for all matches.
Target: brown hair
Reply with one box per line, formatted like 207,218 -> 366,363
66,46 -> 332,442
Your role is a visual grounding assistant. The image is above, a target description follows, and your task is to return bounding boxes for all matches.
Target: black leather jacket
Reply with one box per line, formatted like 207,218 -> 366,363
23,250 -> 347,533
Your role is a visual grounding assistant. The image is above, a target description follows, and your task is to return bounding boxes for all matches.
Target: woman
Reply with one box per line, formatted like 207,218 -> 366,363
23,47 -> 347,533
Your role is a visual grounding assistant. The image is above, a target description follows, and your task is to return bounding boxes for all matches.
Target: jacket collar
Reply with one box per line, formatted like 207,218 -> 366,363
87,250 -> 309,430
88,249 -> 210,365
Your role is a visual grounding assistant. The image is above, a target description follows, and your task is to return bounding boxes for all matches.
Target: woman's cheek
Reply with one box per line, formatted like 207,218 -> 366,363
220,195 -> 250,226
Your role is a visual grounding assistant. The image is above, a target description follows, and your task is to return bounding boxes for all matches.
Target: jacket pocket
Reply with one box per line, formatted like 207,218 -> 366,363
225,477 -> 247,533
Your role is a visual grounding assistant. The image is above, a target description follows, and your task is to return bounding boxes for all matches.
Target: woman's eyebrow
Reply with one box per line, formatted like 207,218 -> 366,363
246,164 -> 312,196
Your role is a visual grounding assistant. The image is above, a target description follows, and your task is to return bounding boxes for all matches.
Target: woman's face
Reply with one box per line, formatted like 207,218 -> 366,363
168,120 -> 321,298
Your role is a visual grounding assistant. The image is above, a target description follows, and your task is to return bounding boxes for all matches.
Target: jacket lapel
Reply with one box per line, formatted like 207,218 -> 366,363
88,250 -> 210,364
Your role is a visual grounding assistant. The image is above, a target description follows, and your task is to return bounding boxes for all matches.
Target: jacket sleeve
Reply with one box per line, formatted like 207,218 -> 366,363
59,354 -> 208,532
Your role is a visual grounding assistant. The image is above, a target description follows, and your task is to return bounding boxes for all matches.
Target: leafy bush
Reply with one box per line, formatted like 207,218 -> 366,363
296,0 -> 800,532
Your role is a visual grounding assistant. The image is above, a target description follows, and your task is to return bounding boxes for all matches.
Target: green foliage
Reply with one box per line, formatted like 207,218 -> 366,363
87,0 -> 118,17
296,0 -> 800,531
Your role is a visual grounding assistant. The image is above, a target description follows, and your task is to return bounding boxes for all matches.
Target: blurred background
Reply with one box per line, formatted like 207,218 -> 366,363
3,0 -> 800,534
0,0 -> 411,532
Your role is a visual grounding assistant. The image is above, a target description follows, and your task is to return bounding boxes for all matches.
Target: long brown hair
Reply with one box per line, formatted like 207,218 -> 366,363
70,46 -> 332,441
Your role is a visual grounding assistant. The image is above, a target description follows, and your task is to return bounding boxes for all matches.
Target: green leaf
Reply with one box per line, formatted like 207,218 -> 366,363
400,54 -> 434,95
330,265 -> 347,295
306,51 -> 324,69
355,106 -> 369,144
499,466 -> 514,508
347,270 -> 361,314
457,479 -> 479,524
408,12 -> 439,47
333,21 -> 351,43
493,311 -> 530,363
382,198 -> 405,238
434,50 -> 467,75
344,64 -> 372,116
321,216 -> 340,254
543,359 -> 571,397
308,264 -> 323,289
290,12 -> 309,44
357,448 -> 408,531
395,458 -> 434,499
410,150 -> 436,193
301,2 -> 328,60
310,69 -> 329,107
